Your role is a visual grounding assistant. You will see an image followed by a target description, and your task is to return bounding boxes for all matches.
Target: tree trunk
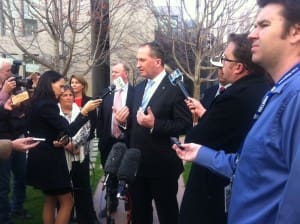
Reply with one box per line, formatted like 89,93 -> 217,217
193,82 -> 201,100
91,0 -> 110,97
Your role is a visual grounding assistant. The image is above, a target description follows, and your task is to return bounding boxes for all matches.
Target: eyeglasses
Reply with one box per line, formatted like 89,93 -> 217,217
220,57 -> 240,63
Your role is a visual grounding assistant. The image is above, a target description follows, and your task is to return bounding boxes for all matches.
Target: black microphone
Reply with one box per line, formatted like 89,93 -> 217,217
168,69 -> 190,99
104,142 -> 127,175
117,148 -> 141,198
103,142 -> 127,190
97,84 -> 116,100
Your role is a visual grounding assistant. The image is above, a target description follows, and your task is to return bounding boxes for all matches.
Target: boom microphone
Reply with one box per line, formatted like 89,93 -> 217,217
168,69 -> 190,99
117,148 -> 141,198
97,84 -> 116,100
104,142 -> 127,175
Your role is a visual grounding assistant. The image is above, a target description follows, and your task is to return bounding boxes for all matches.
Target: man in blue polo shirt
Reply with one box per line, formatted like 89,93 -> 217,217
173,0 -> 300,223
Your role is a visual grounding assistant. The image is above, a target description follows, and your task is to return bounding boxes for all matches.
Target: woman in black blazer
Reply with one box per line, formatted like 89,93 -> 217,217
26,71 -> 100,224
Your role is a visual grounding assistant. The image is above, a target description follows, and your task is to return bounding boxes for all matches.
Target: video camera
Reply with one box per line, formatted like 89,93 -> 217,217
11,60 -> 29,90
10,60 -> 30,105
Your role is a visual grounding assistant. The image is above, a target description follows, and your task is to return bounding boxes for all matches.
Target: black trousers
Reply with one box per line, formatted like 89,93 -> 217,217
130,176 -> 179,224
71,156 -> 97,224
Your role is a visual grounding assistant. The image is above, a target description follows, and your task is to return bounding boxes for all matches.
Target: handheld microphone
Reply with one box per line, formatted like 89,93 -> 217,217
117,148 -> 141,199
168,69 -> 190,99
97,84 -> 116,100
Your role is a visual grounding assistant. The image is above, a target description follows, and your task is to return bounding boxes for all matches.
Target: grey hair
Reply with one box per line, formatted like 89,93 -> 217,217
0,58 -> 12,71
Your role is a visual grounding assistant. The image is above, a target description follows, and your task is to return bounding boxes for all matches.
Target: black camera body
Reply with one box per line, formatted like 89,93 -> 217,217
11,60 -> 29,90
10,60 -> 31,105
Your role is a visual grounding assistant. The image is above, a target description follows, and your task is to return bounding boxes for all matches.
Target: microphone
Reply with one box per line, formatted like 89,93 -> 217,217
103,142 -> 127,190
104,142 -> 127,175
168,69 -> 190,99
117,148 -> 141,199
97,84 -> 116,100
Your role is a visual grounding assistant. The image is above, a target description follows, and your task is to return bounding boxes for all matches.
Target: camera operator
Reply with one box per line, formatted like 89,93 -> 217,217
0,58 -> 32,224
0,60 -> 16,104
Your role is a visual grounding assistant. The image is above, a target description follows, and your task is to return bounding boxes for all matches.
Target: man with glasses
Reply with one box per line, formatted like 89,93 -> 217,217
179,33 -> 270,224
200,59 -> 232,107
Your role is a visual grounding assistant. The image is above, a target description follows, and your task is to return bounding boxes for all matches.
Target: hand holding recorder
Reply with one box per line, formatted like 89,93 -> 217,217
172,142 -> 202,162
170,137 -> 184,150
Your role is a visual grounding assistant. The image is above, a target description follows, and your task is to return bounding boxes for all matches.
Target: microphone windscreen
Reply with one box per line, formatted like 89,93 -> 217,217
168,69 -> 190,99
104,142 -> 127,175
99,84 -> 116,99
168,69 -> 182,86
117,148 -> 141,183
110,84 -> 116,91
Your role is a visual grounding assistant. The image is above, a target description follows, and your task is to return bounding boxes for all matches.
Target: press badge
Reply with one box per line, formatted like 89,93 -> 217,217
224,180 -> 232,213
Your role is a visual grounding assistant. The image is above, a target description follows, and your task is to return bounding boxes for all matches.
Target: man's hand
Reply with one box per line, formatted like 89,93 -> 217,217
12,137 -> 39,152
136,106 -> 155,128
172,142 -> 201,162
113,106 -> 129,125
185,97 -> 207,119
4,98 -> 13,111
2,77 -> 16,94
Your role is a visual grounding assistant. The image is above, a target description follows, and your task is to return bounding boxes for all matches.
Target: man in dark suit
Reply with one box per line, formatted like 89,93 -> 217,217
201,60 -> 231,109
179,33 -> 271,224
129,42 -> 192,224
97,62 -> 134,214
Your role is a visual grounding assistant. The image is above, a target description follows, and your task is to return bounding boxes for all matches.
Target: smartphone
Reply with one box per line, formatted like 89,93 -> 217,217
32,137 -> 46,141
58,135 -> 70,145
170,137 -> 184,150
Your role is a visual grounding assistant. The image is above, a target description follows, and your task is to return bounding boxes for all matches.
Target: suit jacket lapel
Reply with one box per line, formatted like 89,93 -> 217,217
125,85 -> 133,106
147,74 -> 168,106
106,92 -> 114,126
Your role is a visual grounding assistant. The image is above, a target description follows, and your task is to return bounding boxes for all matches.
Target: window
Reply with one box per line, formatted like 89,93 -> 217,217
24,18 -> 37,36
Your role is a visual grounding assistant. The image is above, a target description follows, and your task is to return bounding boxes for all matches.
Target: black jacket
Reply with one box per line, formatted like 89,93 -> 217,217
26,98 -> 89,191
180,73 -> 270,224
129,74 -> 193,178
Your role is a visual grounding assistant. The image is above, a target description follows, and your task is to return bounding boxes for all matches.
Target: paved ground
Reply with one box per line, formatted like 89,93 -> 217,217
90,138 -> 186,224
93,175 -> 185,224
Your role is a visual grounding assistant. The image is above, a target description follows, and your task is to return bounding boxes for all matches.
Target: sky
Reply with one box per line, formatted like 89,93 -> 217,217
153,0 -> 195,18
152,0 -> 257,37
152,0 -> 257,20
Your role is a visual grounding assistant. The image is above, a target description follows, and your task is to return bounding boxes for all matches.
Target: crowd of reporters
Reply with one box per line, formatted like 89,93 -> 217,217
1,1 -> 300,224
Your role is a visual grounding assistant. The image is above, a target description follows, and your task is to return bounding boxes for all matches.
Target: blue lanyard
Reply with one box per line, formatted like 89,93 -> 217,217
253,63 -> 300,120
236,63 -> 300,157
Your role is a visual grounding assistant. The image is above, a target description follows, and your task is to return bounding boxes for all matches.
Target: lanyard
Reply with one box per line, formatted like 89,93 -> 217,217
253,63 -> 300,120
237,63 -> 300,157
